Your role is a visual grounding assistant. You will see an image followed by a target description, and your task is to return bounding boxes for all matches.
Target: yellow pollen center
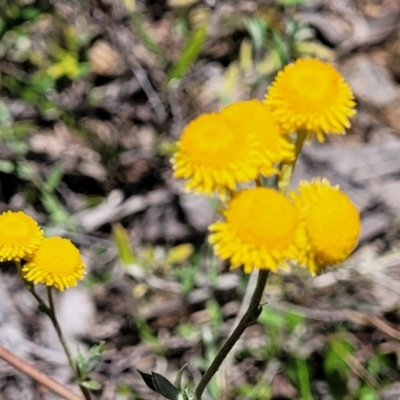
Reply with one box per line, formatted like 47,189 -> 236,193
227,188 -> 298,249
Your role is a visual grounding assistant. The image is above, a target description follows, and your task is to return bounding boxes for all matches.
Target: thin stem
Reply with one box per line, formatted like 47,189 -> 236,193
194,269 -> 269,400
22,265 -> 92,400
0,344 -> 84,400
278,130 -> 307,194
46,287 -> 77,375
46,288 -> 92,400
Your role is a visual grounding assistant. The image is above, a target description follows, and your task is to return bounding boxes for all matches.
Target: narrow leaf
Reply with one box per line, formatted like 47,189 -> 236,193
168,26 -> 208,83
81,380 -> 102,390
138,370 -> 157,392
174,363 -> 188,390
152,372 -> 181,399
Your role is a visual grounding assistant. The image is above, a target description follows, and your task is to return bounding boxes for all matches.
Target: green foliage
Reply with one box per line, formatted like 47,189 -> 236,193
76,342 -> 106,391
236,383 -> 272,400
138,370 -> 181,400
168,25 -> 208,84
1,2 -> 89,116
174,263 -> 198,295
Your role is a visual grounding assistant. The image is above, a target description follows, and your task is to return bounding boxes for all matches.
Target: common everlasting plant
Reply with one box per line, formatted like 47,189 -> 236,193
0,57 -> 360,400
0,210 -> 92,399
169,57 -> 360,399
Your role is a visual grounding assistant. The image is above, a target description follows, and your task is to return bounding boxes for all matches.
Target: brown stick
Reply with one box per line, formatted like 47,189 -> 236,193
0,344 -> 84,400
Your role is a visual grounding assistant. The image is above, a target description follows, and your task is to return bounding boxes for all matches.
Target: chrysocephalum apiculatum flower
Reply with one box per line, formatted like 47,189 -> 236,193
291,178 -> 360,275
264,58 -> 356,142
23,237 -> 86,291
209,187 -> 301,273
171,102 -> 294,197
172,112 -> 261,196
219,100 -> 294,176
0,210 -> 44,262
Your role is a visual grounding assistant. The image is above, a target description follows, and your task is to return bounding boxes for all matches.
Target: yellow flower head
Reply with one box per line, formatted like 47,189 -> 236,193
220,100 -> 294,176
172,112 -> 260,196
292,179 -> 360,275
0,210 -> 43,262
171,106 -> 292,197
209,187 -> 301,273
22,237 -> 86,291
264,58 -> 356,142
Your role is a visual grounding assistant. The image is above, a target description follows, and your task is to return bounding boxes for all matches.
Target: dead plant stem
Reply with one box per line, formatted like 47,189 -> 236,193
0,344 -> 83,400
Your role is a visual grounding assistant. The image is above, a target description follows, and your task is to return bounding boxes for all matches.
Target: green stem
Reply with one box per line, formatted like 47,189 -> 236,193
46,288 -> 92,400
278,130 -> 307,194
46,288 -> 76,375
294,130 -> 307,159
194,270 -> 269,400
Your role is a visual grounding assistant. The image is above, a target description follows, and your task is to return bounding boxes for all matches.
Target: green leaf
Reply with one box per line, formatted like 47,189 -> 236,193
138,370 -> 182,399
258,308 -> 286,329
296,358 -> 313,400
138,370 -> 157,392
76,348 -> 87,378
43,164 -> 64,193
85,342 -> 106,374
324,337 -> 354,379
0,160 -> 14,174
174,363 -> 188,391
243,17 -> 267,53
81,380 -> 102,390
76,343 -> 106,379
152,372 -> 181,400
112,223 -> 139,267
40,192 -> 70,224
168,26 -> 208,83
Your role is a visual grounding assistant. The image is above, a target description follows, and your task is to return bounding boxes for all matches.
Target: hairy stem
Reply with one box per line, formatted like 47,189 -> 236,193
194,269 -> 269,399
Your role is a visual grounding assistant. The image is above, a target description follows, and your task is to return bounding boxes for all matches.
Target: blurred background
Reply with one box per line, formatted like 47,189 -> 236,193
1,0 -> 400,399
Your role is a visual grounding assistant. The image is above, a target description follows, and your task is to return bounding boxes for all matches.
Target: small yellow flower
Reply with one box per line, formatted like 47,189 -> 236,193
0,210 -> 43,262
209,187 -> 301,273
220,100 -> 294,176
23,237 -> 86,291
292,179 -> 360,275
264,58 -> 356,142
172,112 -> 261,196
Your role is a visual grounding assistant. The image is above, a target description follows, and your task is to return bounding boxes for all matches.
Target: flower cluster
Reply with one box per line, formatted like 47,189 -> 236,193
172,58 -> 360,275
0,210 -> 85,290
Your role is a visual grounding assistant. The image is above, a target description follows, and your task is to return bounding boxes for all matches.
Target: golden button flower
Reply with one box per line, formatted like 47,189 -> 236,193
220,100 -> 294,177
172,112 -> 262,196
292,179 -> 360,275
264,58 -> 356,142
209,187 -> 301,273
0,210 -> 43,262
23,237 -> 86,291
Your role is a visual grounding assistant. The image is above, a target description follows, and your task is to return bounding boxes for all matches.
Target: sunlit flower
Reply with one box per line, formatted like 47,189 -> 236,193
171,113 -> 259,196
171,104 -> 293,197
264,58 -> 356,142
0,210 -> 43,262
23,237 -> 86,291
209,187 -> 301,273
291,179 -> 360,275
219,100 -> 294,176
